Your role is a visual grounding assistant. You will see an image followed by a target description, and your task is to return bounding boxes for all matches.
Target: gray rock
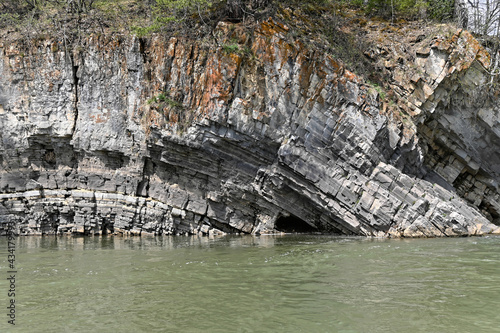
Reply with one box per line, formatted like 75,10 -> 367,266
0,22 -> 499,237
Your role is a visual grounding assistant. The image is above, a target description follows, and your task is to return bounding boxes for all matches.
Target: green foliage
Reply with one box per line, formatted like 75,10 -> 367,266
0,0 -> 96,14
148,92 -> 184,110
350,0 -> 365,6
0,0 -> 100,39
426,0 -> 454,21
0,11 -> 21,28
221,39 -> 251,54
354,0 -> 455,21
156,0 -> 217,14
223,42 -> 240,53
166,98 -> 183,108
155,0 -> 223,23
363,0 -> 424,18
368,81 -> 386,100
131,24 -> 161,38
157,93 -> 167,102
128,0 -> 224,37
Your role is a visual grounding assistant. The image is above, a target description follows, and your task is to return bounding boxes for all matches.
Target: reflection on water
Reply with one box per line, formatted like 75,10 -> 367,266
1,235 -> 500,332
18,233 -> 292,251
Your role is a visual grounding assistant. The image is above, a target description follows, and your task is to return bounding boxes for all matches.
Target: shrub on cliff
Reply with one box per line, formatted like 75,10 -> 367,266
0,0 -> 99,36
0,0 -> 461,38
131,0 -> 273,36
352,0 -> 455,21
0,0 -> 96,17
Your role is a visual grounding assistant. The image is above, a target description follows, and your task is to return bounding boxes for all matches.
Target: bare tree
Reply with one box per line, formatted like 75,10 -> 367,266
456,0 -> 469,29
463,0 -> 500,36
64,0 -> 95,13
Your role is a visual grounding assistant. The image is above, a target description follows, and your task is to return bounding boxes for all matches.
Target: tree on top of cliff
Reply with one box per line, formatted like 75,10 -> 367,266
1,0 -> 100,38
1,0 -> 96,14
459,0 -> 500,36
358,0 -> 455,21
129,0 -> 273,36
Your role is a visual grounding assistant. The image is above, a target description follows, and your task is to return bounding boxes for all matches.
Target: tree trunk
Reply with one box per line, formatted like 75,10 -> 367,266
225,0 -> 245,21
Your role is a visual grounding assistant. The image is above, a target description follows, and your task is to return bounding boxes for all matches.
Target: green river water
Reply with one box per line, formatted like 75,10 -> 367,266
1,235 -> 500,333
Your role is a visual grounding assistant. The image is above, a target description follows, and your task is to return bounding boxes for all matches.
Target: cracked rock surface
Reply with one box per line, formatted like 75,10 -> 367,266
1,19 -> 499,237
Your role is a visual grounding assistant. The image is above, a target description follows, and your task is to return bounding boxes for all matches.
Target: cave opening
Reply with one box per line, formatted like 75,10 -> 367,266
275,214 -> 318,233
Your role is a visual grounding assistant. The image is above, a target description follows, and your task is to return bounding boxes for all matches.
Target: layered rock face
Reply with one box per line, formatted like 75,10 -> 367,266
0,19 -> 499,237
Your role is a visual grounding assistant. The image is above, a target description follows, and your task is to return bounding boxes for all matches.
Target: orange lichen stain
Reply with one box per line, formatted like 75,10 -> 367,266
227,52 -> 243,67
450,29 -> 462,43
343,70 -> 358,82
90,113 -> 108,124
298,61 -> 315,94
195,48 -> 240,116
259,19 -> 289,37
326,55 -> 344,76
277,38 -> 297,69
169,113 -> 179,123
148,110 -> 163,128
50,42 -> 59,53
476,47 -> 491,69
253,35 -> 274,64
255,109 -> 270,121
46,69 -> 61,80
166,37 -> 178,57
137,16 -> 375,132
401,126 -> 415,141
204,62 -> 223,101
446,30 -> 491,71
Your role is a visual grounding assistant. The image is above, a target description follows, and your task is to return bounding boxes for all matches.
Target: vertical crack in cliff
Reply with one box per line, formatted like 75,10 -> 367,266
227,55 -> 243,108
136,158 -> 151,197
70,53 -> 79,136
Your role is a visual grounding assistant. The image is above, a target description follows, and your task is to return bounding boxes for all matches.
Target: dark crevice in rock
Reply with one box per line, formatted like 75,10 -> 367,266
71,55 -> 79,136
136,158 -> 151,197
101,216 -> 114,235
274,214 -> 318,233
207,218 -> 242,234
479,200 -> 500,224
138,37 -> 147,64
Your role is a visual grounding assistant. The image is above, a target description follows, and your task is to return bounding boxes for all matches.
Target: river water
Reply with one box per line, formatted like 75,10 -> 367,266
1,235 -> 500,332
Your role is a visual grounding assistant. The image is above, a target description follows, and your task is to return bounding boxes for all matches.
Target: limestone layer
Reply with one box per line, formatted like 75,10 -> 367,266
1,20 -> 499,237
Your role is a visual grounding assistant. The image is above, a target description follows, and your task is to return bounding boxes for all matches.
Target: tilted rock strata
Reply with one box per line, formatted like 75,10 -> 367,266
0,20 -> 499,237
362,20 -> 500,228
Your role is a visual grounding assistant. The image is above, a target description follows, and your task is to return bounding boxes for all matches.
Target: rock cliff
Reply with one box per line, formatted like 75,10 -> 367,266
1,17 -> 499,237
